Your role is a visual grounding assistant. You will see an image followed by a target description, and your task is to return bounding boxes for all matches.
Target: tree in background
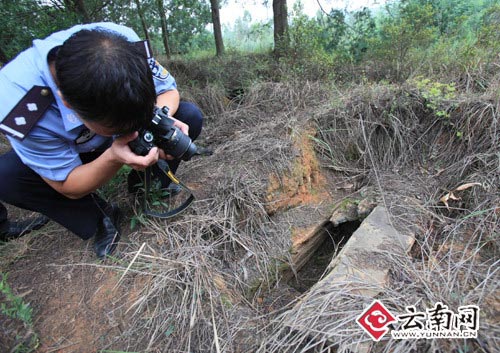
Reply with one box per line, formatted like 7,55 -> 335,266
223,10 -> 273,52
478,2 -> 500,50
210,0 -> 225,56
288,1 -> 323,60
2,0 -> 498,76
273,0 -> 289,58
0,0 -> 36,63
347,8 -> 376,62
45,0 -> 115,22
0,0 -> 79,64
133,0 -> 152,45
157,0 -> 172,57
164,0 -> 211,55
316,9 -> 347,52
59,0 -> 90,22
0,0 -> 213,63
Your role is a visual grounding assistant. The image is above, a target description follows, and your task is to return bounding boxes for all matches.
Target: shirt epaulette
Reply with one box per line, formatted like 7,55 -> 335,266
0,86 -> 54,140
134,40 -> 153,59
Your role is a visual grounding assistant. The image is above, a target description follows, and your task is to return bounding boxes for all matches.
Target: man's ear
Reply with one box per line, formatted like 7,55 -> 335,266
57,90 -> 72,108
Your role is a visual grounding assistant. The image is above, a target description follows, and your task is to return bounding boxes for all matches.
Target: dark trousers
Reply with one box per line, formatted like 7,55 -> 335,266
0,150 -> 107,239
0,101 -> 203,240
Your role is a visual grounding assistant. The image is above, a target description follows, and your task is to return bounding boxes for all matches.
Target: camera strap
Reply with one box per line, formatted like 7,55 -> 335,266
141,160 -> 195,219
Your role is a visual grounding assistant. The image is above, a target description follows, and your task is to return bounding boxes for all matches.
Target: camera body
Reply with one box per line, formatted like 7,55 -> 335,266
129,106 -> 198,161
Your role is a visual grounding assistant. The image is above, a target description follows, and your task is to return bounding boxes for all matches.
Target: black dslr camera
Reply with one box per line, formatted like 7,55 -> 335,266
128,106 -> 198,161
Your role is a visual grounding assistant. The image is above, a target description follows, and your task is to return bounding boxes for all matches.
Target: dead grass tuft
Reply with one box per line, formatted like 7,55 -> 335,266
257,82 -> 499,352
100,81 -> 333,351
108,79 -> 498,352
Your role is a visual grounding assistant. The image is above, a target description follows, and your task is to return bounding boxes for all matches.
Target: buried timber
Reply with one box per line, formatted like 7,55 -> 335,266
0,78 -> 498,353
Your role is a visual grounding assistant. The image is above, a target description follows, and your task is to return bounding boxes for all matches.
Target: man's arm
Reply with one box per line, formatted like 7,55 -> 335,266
155,89 -> 188,136
45,90 -> 184,199
156,89 -> 180,115
43,133 -> 159,199
43,81 -> 175,199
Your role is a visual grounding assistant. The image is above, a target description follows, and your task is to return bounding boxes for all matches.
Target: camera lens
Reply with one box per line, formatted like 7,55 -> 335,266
181,140 -> 198,161
166,128 -> 198,161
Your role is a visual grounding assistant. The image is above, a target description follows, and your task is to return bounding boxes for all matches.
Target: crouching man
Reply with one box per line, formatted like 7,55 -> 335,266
0,22 -> 203,258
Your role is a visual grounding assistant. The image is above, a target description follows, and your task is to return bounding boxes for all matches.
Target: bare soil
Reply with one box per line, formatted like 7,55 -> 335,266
0,213 -> 146,352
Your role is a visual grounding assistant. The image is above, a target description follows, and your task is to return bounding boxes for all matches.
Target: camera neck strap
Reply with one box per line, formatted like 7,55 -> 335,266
141,160 -> 195,219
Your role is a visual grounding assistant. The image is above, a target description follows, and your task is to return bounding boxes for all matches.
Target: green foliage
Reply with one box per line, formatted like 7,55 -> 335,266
1,0 -> 498,86
422,0 -> 488,36
0,273 -> 39,352
0,0 -> 77,62
476,3 -> 500,58
316,10 -> 347,52
367,0 -> 437,79
288,2 -> 324,60
412,76 -> 456,118
344,8 -> 377,62
98,165 -> 132,201
223,11 -> 273,52
107,0 -> 213,56
164,0 -> 212,54
0,273 -> 33,324
336,0 -> 499,82
274,2 -> 336,81
411,76 -> 466,137
180,0 -> 498,84
0,0 -> 214,63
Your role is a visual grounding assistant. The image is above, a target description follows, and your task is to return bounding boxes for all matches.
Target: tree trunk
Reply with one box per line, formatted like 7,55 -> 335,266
210,0 -> 225,56
273,0 -> 289,58
134,0 -> 152,45
156,0 -> 172,58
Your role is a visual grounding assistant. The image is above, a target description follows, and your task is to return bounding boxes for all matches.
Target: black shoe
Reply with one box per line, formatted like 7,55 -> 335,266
127,170 -> 144,194
128,171 -> 182,198
163,183 -> 182,197
127,168 -> 182,197
0,215 -> 49,242
94,205 -> 122,259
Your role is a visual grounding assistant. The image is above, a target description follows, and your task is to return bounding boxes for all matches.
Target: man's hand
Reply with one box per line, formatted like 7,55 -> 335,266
42,132 -> 159,199
170,116 -> 189,135
110,132 -> 159,170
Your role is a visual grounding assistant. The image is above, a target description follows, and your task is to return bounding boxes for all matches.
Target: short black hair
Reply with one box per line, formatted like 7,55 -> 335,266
55,28 -> 156,134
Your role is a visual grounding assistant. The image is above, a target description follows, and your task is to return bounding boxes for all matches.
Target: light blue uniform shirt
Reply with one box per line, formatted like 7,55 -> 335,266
0,22 -> 176,181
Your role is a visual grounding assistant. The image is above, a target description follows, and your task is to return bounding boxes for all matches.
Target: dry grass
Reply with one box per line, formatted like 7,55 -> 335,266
93,81 -> 331,352
102,79 -> 498,352
256,82 -> 499,352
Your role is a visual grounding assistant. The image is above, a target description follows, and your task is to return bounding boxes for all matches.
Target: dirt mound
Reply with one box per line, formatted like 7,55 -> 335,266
259,83 -> 499,353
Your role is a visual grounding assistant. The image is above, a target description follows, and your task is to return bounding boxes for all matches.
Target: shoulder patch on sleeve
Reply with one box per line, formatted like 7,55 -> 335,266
148,58 -> 170,81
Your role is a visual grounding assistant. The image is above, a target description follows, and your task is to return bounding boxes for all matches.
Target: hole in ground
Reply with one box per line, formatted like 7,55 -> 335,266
288,220 -> 361,293
226,87 -> 245,104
